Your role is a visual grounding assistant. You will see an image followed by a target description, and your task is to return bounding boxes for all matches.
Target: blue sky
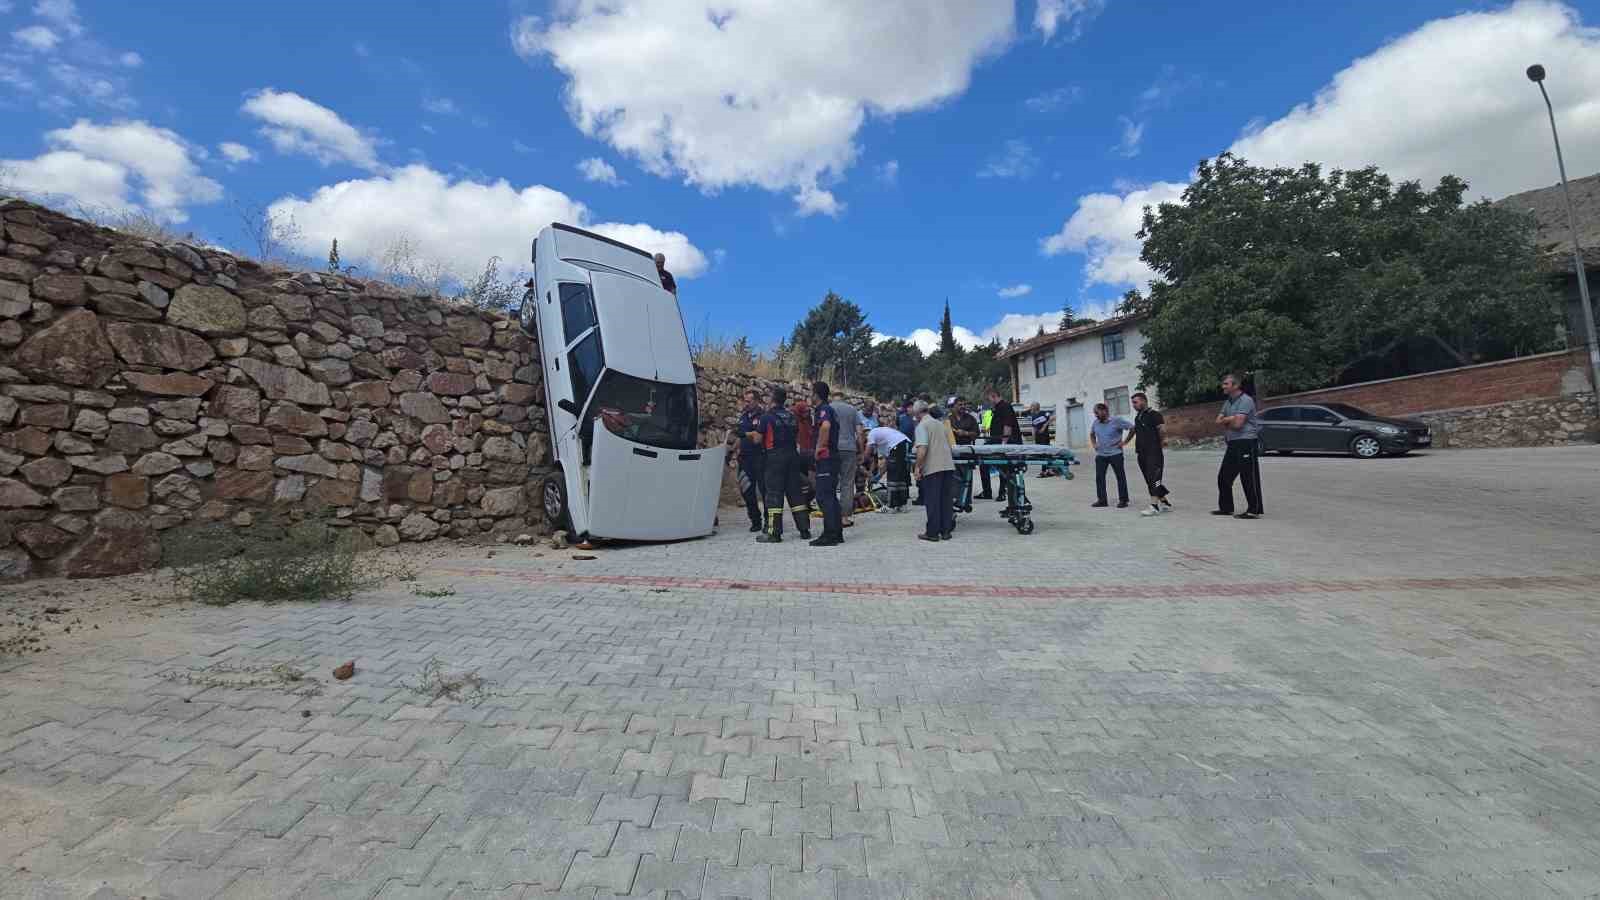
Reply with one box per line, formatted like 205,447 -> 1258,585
4,0 -> 1598,353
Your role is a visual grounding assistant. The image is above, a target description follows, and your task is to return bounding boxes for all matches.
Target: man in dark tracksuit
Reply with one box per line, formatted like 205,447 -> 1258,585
809,381 -> 844,547
1213,373 -> 1265,519
1129,391 -> 1173,516
735,388 -> 766,532
749,386 -> 812,543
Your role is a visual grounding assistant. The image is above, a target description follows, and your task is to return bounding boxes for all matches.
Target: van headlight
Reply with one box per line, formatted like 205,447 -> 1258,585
1376,425 -> 1400,435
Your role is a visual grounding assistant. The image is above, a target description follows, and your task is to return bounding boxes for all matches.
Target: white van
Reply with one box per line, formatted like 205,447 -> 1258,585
518,223 -> 724,543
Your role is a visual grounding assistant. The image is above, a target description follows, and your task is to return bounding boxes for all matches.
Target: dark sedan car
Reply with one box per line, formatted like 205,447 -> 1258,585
1258,403 -> 1431,459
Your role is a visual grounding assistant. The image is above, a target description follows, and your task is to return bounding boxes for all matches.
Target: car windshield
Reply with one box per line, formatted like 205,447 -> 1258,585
588,370 -> 698,450
1321,403 -> 1375,419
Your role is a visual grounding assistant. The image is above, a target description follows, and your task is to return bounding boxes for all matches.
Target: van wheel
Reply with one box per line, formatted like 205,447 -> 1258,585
518,288 -> 537,336
542,472 -> 572,532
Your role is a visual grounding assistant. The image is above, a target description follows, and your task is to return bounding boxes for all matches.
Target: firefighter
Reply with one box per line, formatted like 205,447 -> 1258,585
747,386 -> 812,543
734,387 -> 766,532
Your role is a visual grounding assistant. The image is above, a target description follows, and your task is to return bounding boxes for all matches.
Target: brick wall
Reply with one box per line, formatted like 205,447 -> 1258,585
1161,349 -> 1595,443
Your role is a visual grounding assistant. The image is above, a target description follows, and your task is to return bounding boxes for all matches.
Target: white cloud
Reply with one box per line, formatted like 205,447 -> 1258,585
353,41 -> 370,58
1112,116 -> 1144,158
576,156 -> 622,185
3,119 -> 220,221
13,25 -> 58,51
118,50 -> 140,67
1041,1 -> 1600,290
0,150 -> 129,213
421,97 -> 458,115
1025,84 -> 1083,113
513,1 -> 1013,215
0,1 -> 15,13
265,164 -> 708,285
793,184 -> 843,218
218,141 -> 255,163
876,159 -> 899,185
878,311 -> 1065,354
31,0 -> 79,37
512,140 -> 535,154
997,283 -> 1033,298
1227,0 -> 1600,201
1040,180 -> 1186,287
241,88 -> 383,171
978,139 -> 1038,179
1034,0 -> 1105,40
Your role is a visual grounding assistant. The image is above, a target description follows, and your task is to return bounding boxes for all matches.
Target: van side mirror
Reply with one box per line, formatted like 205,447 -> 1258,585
558,399 -> 579,416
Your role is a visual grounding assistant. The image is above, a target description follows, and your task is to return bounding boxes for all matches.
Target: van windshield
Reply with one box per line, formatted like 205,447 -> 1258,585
589,370 -> 698,450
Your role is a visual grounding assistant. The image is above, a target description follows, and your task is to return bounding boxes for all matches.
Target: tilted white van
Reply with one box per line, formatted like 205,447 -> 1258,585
519,223 -> 725,542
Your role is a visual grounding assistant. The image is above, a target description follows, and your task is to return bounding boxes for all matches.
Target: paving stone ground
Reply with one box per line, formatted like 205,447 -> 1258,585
3,445 -> 1599,899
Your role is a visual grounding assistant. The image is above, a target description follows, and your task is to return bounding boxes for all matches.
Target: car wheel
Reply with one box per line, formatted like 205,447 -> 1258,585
542,471 -> 572,532
1350,435 -> 1383,459
518,288 -> 537,336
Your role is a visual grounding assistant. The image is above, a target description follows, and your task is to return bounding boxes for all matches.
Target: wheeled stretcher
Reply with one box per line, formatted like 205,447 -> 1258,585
951,444 -> 1076,534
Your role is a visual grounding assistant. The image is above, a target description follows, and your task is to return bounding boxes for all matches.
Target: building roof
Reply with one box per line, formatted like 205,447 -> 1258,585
997,312 -> 1146,361
1494,170 -> 1600,269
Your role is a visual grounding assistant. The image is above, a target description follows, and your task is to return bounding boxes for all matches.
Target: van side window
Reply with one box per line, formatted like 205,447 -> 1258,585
559,283 -> 596,346
568,331 -> 604,409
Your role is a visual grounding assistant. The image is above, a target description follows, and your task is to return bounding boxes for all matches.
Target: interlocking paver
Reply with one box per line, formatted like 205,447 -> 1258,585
5,448 -> 1600,897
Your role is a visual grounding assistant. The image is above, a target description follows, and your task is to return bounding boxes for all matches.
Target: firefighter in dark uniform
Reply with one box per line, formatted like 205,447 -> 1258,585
748,386 -> 812,543
734,388 -> 766,532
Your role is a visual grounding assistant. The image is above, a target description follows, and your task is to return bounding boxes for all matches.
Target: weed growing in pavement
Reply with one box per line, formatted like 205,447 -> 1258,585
403,656 -> 497,707
158,661 -> 325,697
410,585 -> 456,598
165,517 -> 405,605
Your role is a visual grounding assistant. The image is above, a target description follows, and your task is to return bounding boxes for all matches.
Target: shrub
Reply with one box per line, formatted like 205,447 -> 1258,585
166,518 -> 374,605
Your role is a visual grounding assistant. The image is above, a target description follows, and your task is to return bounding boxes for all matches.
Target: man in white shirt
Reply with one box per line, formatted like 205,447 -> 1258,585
912,400 -> 957,541
865,423 -> 911,512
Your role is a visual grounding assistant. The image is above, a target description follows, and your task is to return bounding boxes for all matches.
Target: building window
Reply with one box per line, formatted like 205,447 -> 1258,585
1034,349 -> 1056,378
1101,331 -> 1125,363
1104,386 -> 1130,416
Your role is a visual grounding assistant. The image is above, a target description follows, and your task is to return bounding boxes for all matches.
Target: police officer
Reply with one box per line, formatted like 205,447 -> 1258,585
748,386 -> 812,543
734,388 -> 766,532
810,381 -> 844,547
1213,373 -> 1265,519
974,402 -> 995,499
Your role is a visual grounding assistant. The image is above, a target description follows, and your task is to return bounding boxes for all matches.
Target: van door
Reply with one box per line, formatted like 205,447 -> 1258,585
584,425 -> 725,540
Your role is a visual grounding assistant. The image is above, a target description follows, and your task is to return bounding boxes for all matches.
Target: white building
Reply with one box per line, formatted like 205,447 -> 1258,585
997,314 -> 1156,448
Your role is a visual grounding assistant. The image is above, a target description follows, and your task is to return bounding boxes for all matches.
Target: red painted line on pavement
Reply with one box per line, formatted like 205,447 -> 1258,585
430,568 -> 1599,601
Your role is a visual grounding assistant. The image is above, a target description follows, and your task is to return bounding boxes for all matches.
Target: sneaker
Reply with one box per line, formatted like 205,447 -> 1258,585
1091,500 -> 1108,508
917,533 -> 940,542
1235,511 -> 1261,520
940,532 -> 953,540
756,533 -> 782,543
1116,500 -> 1129,508
975,493 -> 993,500
1210,510 -> 1233,516
748,522 -> 762,532
1140,507 -> 1160,517
809,536 -> 842,547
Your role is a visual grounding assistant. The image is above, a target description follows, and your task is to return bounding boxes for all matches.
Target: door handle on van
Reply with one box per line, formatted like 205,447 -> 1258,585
632,448 -> 659,458
678,453 -> 701,461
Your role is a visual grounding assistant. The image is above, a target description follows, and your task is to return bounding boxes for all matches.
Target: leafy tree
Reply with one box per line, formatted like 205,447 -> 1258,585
855,337 -> 926,401
456,256 -> 521,311
730,336 -> 754,367
788,291 -> 875,384
327,239 -> 341,273
1135,153 -> 1561,404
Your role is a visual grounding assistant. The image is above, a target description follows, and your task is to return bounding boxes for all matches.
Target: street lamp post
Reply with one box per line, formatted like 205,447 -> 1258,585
1526,64 -> 1600,416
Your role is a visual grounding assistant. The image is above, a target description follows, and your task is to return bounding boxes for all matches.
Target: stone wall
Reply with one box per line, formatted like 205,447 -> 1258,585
1161,349 -> 1597,448
0,199 -> 549,581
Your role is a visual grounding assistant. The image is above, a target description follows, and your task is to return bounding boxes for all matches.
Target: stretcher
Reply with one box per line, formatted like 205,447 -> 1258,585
951,444 -> 1076,535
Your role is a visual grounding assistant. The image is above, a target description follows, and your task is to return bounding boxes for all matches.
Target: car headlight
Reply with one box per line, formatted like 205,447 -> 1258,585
1376,425 -> 1401,435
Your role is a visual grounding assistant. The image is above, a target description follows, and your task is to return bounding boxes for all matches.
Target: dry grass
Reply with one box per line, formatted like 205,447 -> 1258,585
691,334 -> 861,393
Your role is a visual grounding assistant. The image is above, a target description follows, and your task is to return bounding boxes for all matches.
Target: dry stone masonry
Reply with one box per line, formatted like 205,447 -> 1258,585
0,199 -> 551,581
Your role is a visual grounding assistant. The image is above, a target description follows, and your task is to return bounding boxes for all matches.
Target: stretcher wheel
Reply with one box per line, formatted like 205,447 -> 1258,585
1016,518 -> 1034,535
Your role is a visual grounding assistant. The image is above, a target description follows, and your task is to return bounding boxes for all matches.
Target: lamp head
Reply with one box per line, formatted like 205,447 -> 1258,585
1526,64 -> 1546,83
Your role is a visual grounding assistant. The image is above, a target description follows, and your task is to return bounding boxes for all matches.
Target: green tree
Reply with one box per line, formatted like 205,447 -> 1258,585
937,300 -> 959,356
1135,153 -> 1561,404
326,238 -> 341,273
788,291 -> 875,384
1058,301 -> 1096,330
856,337 -> 926,400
